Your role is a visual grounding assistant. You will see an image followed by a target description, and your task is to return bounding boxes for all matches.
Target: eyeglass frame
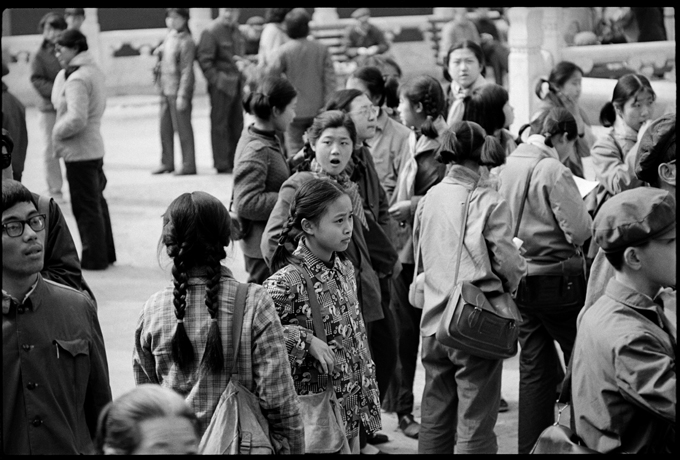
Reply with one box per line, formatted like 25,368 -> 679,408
2,214 -> 47,238
349,104 -> 379,118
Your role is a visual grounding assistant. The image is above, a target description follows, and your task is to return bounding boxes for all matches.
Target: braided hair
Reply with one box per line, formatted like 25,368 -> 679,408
436,120 -> 506,168
270,179 -> 348,273
399,75 -> 445,139
160,191 -> 231,374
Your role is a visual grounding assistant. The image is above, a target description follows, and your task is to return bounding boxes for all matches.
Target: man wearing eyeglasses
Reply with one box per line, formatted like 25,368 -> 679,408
2,179 -> 112,455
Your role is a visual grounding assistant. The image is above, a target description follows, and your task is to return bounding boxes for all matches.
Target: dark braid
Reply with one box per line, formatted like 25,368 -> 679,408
270,212 -> 299,273
170,242 -> 195,371
200,247 -> 226,375
420,81 -> 439,139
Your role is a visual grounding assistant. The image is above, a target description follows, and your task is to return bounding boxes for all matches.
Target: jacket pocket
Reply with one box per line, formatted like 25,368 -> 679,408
53,338 -> 91,407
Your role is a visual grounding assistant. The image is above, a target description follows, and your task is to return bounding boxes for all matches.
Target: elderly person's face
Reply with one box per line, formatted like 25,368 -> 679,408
55,44 -> 78,68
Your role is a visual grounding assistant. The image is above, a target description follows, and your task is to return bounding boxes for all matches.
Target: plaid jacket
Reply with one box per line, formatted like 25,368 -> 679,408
263,241 -> 382,439
133,266 -> 304,454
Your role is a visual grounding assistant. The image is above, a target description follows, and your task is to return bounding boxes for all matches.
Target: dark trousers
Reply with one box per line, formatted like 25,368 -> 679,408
360,276 -> 398,447
243,255 -> 270,285
208,84 -> 243,172
382,263 -> 422,416
160,94 -> 196,173
481,40 -> 509,86
284,117 -> 314,158
65,159 -> 116,270
418,336 -> 502,454
516,274 -> 585,454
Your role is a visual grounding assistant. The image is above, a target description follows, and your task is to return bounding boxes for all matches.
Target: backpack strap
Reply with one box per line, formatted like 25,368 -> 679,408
513,156 -> 546,238
229,283 -> 249,375
290,262 -> 326,344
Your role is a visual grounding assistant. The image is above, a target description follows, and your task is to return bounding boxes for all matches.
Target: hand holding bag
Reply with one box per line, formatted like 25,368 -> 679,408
199,283 -> 275,455
435,185 -> 523,360
291,263 -> 351,454
530,352 -> 599,454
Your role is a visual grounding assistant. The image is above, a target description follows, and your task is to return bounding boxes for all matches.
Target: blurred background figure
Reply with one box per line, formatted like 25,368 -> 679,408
257,8 -> 292,70
343,8 -> 391,65
439,8 -> 481,64
473,7 -> 509,87
2,61 -> 28,183
267,8 -> 337,157
196,7 -> 246,175
30,12 -> 67,199
64,8 -> 85,31
243,16 -> 265,59
95,384 -> 200,455
52,29 -> 116,270
152,8 -> 196,176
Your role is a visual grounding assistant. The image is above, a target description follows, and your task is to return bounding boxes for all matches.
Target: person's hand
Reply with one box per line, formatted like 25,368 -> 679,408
388,200 -> 411,223
367,45 -> 380,55
308,336 -> 335,374
357,47 -> 368,56
176,96 -> 188,111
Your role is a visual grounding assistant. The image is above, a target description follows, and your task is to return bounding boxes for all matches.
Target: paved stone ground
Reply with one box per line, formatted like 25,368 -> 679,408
18,94 -> 594,454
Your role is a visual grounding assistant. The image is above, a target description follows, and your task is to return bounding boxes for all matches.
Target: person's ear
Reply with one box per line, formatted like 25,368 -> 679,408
300,217 -> 315,236
622,246 -> 643,271
658,161 -> 676,187
414,102 -> 424,114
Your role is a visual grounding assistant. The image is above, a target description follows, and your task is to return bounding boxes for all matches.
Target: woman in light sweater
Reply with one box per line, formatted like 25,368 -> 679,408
52,28 -> 115,270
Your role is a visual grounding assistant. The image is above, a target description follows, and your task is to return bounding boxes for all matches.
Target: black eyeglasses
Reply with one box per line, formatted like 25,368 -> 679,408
2,214 -> 46,238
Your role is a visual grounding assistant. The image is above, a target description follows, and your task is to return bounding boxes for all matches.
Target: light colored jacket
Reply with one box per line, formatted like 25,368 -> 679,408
414,165 -> 526,337
257,23 -> 290,69
51,51 -> 106,162
498,135 -> 592,274
158,29 -> 195,99
366,108 -> 411,200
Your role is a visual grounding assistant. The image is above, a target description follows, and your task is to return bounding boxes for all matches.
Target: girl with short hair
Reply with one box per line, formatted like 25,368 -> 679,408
442,40 -> 488,126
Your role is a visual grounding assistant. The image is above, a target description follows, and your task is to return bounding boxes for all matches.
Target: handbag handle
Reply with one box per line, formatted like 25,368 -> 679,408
290,262 -> 327,344
229,283 -> 249,375
451,187 -> 473,289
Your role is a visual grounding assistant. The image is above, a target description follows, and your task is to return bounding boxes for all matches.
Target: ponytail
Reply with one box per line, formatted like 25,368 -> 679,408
242,76 -> 297,120
599,73 -> 656,128
200,248 -> 226,375
436,120 -> 505,167
270,213 -> 300,273
599,101 -> 617,128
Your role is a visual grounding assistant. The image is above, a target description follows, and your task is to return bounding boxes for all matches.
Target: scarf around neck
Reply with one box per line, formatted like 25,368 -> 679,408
310,159 -> 369,230
446,74 -> 487,126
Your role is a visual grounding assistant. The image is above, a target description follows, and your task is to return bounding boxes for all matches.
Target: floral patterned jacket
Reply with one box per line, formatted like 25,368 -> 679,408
263,239 -> 382,439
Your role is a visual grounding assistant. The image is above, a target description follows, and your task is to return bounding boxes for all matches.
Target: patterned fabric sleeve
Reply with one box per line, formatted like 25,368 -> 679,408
263,269 -> 314,372
132,300 -> 159,385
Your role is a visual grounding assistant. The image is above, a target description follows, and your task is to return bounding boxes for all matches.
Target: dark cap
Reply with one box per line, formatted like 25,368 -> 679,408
635,113 -> 676,184
64,8 -> 85,17
351,8 -> 371,19
593,188 -> 676,253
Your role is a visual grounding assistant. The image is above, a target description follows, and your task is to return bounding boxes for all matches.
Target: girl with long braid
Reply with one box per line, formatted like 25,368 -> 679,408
384,75 -> 448,439
133,191 -> 304,453
263,178 -> 381,454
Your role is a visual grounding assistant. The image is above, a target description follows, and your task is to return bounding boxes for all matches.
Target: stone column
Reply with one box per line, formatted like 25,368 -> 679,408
82,8 -> 102,66
664,7 -> 675,40
312,8 -> 339,24
507,7 -> 545,134
433,8 -> 455,19
542,7 -> 564,69
190,8 -> 213,43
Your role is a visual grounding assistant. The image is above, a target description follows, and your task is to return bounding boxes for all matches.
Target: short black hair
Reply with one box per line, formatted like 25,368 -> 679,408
38,12 -> 67,33
2,179 -> 34,214
284,8 -> 310,39
56,29 -> 88,53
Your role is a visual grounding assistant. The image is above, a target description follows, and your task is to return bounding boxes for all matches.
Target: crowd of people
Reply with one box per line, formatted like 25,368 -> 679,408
2,6 -> 676,456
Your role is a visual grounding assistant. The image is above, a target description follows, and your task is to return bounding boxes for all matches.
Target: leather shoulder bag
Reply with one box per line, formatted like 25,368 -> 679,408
290,262 -> 351,454
199,283 -> 275,455
434,184 -> 523,360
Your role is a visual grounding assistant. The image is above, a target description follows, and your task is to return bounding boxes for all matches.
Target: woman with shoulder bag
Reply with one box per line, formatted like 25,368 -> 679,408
133,191 -> 304,454
498,107 -> 593,454
264,179 -> 382,454
414,120 -> 526,454
233,76 -> 297,284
